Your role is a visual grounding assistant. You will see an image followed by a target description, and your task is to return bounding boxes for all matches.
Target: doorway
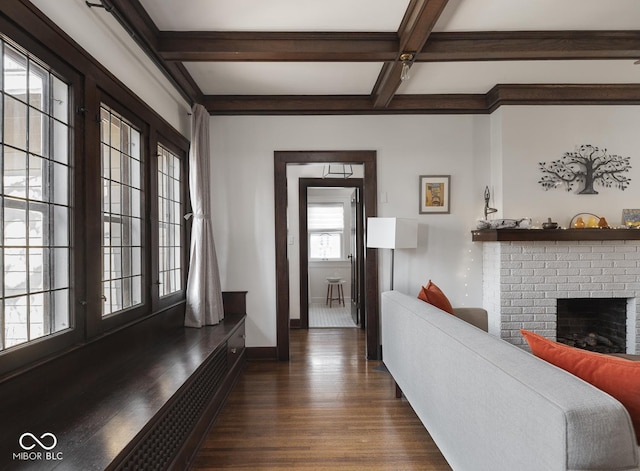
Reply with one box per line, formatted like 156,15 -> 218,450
274,151 -> 379,361
298,178 -> 365,330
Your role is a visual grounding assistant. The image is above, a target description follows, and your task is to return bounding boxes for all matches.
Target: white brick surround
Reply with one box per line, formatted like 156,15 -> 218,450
482,240 -> 640,354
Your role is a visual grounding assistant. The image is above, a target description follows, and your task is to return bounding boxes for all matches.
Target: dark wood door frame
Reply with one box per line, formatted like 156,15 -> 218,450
298,178 -> 365,330
274,151 -> 379,360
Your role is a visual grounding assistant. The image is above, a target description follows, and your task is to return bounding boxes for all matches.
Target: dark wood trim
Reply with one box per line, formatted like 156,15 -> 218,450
158,31 -> 398,61
289,318 -> 301,329
274,155 -> 290,360
298,178 -> 365,331
246,347 -> 278,360
298,180 -> 310,331
275,152 -> 379,361
203,84 -> 640,115
203,94 -> 489,115
372,0 -> 449,108
156,30 -> 640,63
472,228 -> 640,242
222,291 -> 249,316
420,30 -> 640,62
22,0 -> 637,115
486,84 -> 640,111
99,0 -> 202,104
21,0 -> 637,115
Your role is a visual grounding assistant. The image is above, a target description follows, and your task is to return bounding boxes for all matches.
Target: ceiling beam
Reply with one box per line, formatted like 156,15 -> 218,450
486,84 -> 640,111
421,31 -> 640,61
202,84 -> 640,115
158,32 -> 398,62
156,30 -> 640,63
372,0 -> 450,108
74,0 -> 640,117
202,94 -> 487,115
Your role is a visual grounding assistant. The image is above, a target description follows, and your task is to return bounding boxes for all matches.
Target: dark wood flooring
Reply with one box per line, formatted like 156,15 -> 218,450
191,328 -> 451,470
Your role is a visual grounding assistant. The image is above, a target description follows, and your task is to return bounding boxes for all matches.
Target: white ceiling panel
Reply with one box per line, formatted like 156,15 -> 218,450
184,62 -> 384,95
436,0 -> 640,32
399,60 -> 640,94
139,0 -> 411,31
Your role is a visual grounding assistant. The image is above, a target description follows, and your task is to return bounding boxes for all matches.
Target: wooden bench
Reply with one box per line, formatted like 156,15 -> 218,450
0,293 -> 247,470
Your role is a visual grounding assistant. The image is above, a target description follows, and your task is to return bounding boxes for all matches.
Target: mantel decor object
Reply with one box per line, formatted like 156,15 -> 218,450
569,212 -> 609,229
483,186 -> 498,219
538,144 -> 632,195
622,209 -> 640,228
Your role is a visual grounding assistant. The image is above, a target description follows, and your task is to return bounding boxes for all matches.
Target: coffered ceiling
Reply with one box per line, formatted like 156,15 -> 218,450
103,0 -> 640,114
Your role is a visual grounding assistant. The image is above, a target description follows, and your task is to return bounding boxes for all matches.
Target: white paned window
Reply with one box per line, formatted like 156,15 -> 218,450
308,203 -> 344,260
1,39 -> 71,350
157,144 -> 182,297
100,105 -> 143,316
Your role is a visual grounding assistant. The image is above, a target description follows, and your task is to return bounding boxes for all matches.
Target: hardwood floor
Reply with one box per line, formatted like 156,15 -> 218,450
191,328 -> 451,470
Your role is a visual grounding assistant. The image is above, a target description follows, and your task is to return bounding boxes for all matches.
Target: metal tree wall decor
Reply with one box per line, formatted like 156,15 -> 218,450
538,144 -> 632,194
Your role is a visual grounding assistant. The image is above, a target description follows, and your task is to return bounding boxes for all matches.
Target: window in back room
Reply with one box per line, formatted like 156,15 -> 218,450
308,202 -> 345,260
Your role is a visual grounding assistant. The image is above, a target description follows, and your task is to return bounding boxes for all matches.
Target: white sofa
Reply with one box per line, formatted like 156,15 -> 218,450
381,290 -> 639,471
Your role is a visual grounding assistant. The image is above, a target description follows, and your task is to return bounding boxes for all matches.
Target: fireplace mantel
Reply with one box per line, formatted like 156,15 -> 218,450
472,228 -> 640,242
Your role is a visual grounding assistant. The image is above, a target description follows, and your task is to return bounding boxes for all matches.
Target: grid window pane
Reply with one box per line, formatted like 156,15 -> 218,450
0,38 -> 72,351
157,144 -> 182,297
3,147 -> 27,198
4,95 -> 28,150
309,232 -> 342,260
100,104 -> 143,316
308,203 -> 345,260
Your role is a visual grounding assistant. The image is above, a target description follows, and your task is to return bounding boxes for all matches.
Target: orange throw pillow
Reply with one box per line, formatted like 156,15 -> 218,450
521,329 -> 640,444
417,280 -> 454,314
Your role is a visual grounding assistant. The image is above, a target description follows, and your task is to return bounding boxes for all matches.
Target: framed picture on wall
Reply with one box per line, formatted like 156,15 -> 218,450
419,175 -> 450,214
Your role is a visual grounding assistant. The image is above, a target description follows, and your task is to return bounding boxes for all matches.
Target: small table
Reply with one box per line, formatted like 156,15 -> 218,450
325,279 -> 345,308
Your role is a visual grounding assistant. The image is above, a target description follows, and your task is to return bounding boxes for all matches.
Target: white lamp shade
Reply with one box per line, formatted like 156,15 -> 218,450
366,217 -> 418,249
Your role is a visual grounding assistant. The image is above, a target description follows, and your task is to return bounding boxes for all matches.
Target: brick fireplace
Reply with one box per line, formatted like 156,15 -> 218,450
476,234 -> 640,354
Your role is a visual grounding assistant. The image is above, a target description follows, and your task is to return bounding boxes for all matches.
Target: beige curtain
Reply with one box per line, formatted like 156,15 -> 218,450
184,104 -> 224,327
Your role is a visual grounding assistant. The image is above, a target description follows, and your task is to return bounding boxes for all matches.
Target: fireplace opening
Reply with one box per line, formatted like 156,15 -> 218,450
556,298 -> 627,353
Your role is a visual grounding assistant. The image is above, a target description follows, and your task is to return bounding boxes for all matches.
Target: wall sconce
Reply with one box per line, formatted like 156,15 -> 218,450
400,53 -> 414,82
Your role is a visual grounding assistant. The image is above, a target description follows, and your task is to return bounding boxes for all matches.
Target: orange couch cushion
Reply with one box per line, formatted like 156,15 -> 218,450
417,280 -> 454,314
521,329 -> 640,444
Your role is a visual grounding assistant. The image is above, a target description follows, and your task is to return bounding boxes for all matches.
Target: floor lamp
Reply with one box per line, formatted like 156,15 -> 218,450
366,217 -> 418,290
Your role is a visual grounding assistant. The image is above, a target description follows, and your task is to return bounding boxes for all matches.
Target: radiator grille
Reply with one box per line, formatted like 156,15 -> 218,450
119,346 -> 228,470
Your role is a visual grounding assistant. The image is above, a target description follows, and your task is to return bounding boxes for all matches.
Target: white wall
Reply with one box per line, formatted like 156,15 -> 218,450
495,106 -> 640,227
30,0 -> 191,137
211,107 -> 640,348
210,115 -> 489,347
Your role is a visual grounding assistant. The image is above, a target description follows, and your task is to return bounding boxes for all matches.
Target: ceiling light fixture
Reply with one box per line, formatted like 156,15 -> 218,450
323,164 -> 353,179
400,53 -> 414,82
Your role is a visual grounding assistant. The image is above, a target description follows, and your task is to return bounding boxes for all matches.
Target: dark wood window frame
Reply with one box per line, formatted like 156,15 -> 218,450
151,137 -> 189,313
0,3 -> 190,378
89,95 -> 150,337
